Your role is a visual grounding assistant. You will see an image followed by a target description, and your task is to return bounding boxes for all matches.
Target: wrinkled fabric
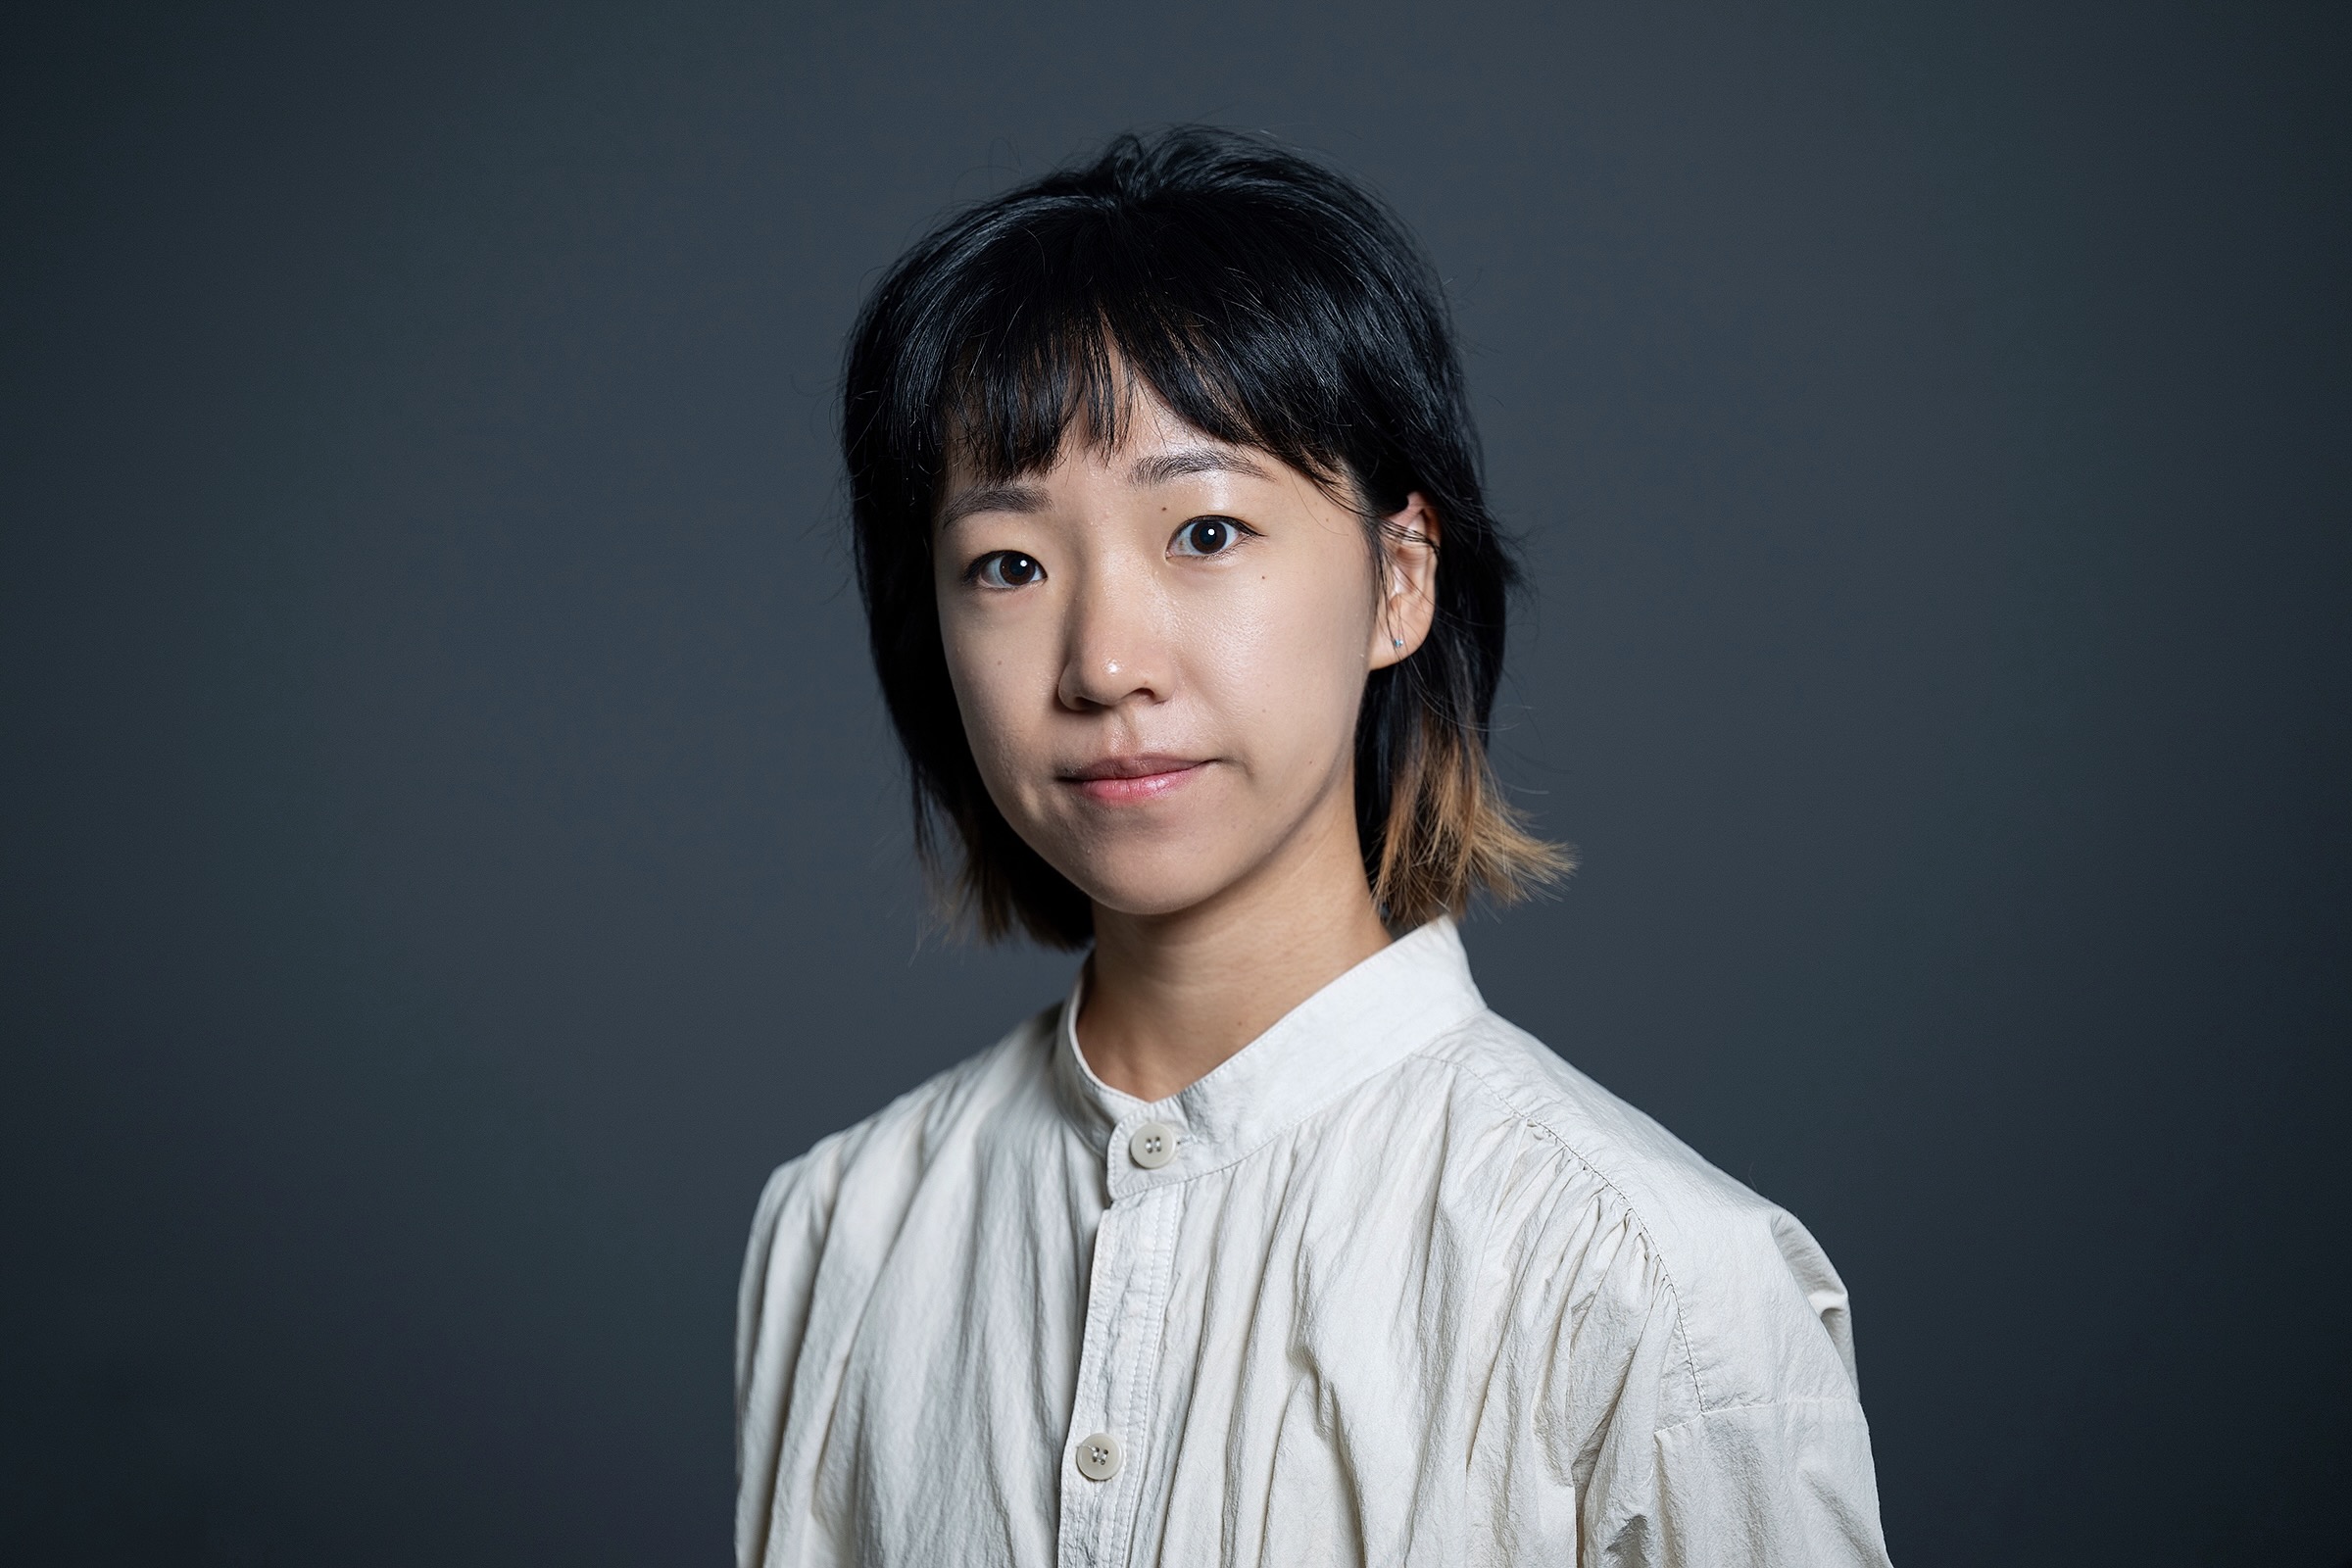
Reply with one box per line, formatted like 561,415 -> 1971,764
736,919 -> 1890,1567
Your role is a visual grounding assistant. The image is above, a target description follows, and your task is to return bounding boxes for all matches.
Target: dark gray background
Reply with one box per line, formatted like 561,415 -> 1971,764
5,1 -> 2347,1562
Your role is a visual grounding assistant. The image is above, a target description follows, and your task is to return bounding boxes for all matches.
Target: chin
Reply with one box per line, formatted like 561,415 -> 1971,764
1054,840 -> 1250,921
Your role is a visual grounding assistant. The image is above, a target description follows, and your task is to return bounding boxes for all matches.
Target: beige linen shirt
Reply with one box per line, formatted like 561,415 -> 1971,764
736,919 -> 1891,1566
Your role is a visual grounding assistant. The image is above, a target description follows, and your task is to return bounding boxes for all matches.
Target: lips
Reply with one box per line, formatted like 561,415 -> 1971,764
1059,755 -> 1207,804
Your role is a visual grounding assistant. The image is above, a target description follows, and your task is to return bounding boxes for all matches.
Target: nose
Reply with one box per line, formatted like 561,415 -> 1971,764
1056,567 -> 1175,712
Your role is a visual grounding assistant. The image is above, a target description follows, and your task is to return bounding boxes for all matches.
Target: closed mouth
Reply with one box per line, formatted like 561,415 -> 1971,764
1058,756 -> 1208,803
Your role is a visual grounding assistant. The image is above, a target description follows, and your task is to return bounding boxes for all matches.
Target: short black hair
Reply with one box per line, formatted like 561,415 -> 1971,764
844,126 -> 1565,947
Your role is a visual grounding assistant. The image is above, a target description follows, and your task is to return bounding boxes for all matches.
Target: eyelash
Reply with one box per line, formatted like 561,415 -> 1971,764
964,551 -> 1043,590
960,516 -> 1256,589
1170,514 -> 1254,558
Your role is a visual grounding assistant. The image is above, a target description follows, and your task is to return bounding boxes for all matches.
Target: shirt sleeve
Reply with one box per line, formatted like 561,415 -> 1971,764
1570,1210 -> 1892,1567
734,1142 -> 845,1568
1619,1397 -> 1888,1565
1475,1151 -> 1892,1566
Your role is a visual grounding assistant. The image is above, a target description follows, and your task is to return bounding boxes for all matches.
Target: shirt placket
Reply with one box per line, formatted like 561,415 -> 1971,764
1056,1110 -> 1189,1568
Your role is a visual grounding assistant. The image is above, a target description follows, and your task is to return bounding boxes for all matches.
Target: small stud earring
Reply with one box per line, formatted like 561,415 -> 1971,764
1392,636 -> 1405,651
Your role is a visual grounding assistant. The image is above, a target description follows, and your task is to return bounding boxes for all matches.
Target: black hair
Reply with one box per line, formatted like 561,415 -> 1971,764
844,125 -> 1565,947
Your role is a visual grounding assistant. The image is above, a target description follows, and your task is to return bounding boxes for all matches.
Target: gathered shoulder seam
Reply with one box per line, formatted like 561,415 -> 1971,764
1417,1041 -> 1712,1417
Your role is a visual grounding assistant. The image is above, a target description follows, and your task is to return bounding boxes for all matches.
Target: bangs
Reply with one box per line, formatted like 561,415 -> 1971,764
936,291 -> 1345,497
869,180 -> 1413,514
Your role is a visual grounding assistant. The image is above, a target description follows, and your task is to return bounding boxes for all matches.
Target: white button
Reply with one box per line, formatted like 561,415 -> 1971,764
1128,1122 -> 1180,1169
1074,1431 -> 1122,1482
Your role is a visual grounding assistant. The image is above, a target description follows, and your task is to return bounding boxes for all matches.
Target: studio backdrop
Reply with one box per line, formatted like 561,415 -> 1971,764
4,2 -> 2347,1563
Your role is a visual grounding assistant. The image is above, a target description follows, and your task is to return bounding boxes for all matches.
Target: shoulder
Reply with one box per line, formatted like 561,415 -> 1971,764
1420,1010 -> 1863,1413
745,1004 -> 1059,1249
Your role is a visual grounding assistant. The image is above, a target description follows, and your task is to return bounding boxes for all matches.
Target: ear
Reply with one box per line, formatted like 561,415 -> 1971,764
1368,492 -> 1443,669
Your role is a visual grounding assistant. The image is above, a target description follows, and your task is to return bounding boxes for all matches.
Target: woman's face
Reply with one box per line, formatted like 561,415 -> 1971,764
934,391 -> 1437,921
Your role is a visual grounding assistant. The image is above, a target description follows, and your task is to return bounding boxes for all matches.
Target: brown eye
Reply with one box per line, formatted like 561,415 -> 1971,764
1171,516 -> 1245,558
972,552 -> 1043,589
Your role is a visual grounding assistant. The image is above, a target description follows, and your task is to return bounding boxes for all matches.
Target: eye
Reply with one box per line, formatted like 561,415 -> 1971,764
968,551 -> 1044,589
1170,515 -> 1250,559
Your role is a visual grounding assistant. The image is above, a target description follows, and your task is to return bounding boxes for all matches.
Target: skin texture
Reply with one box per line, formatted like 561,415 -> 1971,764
935,390 -> 1440,1101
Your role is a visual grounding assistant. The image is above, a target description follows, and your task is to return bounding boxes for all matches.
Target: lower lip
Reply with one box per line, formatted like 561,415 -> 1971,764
1066,764 -> 1205,804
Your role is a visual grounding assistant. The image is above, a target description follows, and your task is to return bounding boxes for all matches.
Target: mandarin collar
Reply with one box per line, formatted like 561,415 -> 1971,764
1050,918 -> 1487,1200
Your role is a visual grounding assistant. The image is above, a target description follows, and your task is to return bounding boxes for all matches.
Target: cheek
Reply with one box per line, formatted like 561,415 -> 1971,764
939,605 -> 1053,781
1187,565 -> 1372,758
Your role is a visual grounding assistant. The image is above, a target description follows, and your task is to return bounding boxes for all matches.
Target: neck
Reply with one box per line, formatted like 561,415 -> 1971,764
1077,794 -> 1394,1102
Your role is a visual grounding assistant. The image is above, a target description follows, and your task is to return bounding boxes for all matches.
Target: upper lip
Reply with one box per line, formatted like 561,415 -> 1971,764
1061,754 -> 1205,782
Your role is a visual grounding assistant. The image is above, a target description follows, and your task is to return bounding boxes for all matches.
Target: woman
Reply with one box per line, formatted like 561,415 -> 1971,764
737,128 -> 1890,1566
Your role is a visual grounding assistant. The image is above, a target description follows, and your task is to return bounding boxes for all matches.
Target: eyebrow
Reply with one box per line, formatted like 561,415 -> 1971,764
1129,446 -> 1271,486
936,447 -> 1272,529
937,481 -> 1050,530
